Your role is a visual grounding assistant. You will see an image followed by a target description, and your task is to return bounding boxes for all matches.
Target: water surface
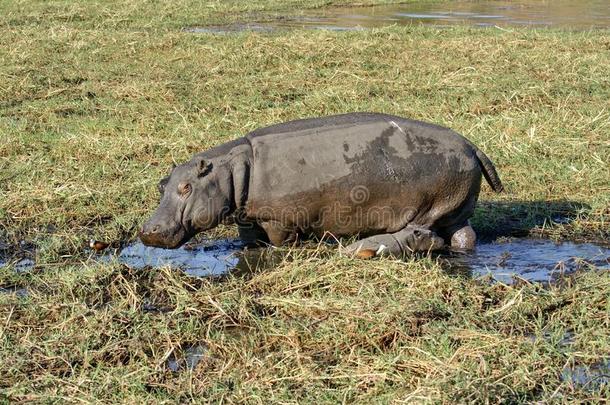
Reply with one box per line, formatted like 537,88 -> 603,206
562,359 -> 610,391
186,0 -> 610,33
116,238 -> 245,278
440,238 -> 609,284
112,237 -> 610,285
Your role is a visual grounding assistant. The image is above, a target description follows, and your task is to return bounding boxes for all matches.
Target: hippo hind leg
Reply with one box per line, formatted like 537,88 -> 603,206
441,221 -> 476,250
342,233 -> 399,259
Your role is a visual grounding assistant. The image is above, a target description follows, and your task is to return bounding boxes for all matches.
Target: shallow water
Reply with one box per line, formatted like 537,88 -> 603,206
440,238 -> 610,284
0,286 -> 28,297
116,238 -> 245,278
110,237 -> 610,285
186,0 -> 610,33
0,257 -> 34,273
562,359 -> 610,391
167,344 -> 208,372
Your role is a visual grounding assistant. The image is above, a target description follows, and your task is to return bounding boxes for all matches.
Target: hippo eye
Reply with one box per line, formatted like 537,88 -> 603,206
178,183 -> 192,197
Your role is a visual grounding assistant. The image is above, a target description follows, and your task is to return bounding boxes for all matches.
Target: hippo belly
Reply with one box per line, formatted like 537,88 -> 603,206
244,114 -> 481,238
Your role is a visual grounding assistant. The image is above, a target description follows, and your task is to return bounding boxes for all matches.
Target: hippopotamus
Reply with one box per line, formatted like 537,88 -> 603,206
342,225 -> 445,259
140,112 -> 503,255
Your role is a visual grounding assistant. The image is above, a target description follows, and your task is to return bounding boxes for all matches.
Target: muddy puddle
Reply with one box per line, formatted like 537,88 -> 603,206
167,344 -> 209,372
0,286 -> 28,297
0,257 -> 34,273
440,238 -> 610,284
114,238 -> 246,278
2,237 -> 608,285
562,359 -> 610,391
186,0 -> 610,33
103,237 -> 610,285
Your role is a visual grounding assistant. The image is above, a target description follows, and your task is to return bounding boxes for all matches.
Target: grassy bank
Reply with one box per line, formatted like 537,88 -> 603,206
1,252 -> 609,402
1,0 -> 609,402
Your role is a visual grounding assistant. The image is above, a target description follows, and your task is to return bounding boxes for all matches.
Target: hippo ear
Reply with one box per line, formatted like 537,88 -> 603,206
157,176 -> 170,195
196,158 -> 213,177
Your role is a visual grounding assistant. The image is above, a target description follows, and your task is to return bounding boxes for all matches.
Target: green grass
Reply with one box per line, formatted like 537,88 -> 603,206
1,0 -> 609,402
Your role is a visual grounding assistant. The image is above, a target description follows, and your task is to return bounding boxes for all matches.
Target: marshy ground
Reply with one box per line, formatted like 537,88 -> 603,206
1,0 -> 609,402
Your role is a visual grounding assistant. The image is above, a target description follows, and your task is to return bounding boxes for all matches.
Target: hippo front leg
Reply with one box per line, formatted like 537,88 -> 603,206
238,222 -> 269,246
342,226 -> 445,259
259,220 -> 298,246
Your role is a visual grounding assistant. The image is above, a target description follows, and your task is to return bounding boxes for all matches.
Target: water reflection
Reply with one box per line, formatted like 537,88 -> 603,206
562,359 -> 610,391
116,239 -> 245,278
167,344 -> 209,372
0,257 -> 35,273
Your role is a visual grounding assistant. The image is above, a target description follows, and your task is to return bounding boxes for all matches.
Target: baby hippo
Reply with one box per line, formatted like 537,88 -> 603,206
342,225 -> 445,259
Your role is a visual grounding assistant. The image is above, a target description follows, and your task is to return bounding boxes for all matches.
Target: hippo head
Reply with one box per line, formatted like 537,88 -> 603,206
407,227 -> 445,252
140,157 -> 231,248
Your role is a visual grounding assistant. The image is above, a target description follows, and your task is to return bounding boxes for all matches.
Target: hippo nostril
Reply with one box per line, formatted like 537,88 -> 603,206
152,225 -> 160,233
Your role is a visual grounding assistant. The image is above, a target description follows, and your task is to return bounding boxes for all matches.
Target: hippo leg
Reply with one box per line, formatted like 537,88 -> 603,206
259,220 -> 297,246
443,221 -> 476,250
342,226 -> 445,259
238,222 -> 269,246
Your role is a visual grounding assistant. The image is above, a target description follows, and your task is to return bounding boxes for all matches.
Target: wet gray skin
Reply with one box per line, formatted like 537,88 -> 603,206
342,225 -> 446,258
140,112 -> 504,251
140,158 -> 235,248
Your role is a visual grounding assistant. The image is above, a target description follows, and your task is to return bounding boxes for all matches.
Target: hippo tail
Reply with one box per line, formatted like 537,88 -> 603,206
472,146 -> 504,193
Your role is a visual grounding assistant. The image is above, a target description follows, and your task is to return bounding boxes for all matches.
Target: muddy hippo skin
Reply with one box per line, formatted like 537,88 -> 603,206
140,112 -> 503,251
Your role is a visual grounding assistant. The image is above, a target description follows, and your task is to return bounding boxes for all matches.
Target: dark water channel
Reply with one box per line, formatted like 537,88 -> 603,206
186,0 -> 610,33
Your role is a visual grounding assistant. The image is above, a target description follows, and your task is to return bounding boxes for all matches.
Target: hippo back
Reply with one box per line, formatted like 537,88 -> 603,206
244,113 -> 481,236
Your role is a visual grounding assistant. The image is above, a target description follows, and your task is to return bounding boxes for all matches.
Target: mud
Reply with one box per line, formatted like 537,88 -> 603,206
184,0 -> 610,33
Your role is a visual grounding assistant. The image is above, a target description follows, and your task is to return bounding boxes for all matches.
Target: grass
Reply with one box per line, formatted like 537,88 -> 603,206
1,251 -> 609,402
1,0 -> 609,402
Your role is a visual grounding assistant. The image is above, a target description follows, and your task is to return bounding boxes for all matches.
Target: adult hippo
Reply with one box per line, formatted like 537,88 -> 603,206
140,112 -> 503,255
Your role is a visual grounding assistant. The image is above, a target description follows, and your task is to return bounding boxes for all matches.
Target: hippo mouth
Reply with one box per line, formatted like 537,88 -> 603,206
139,220 -> 193,249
